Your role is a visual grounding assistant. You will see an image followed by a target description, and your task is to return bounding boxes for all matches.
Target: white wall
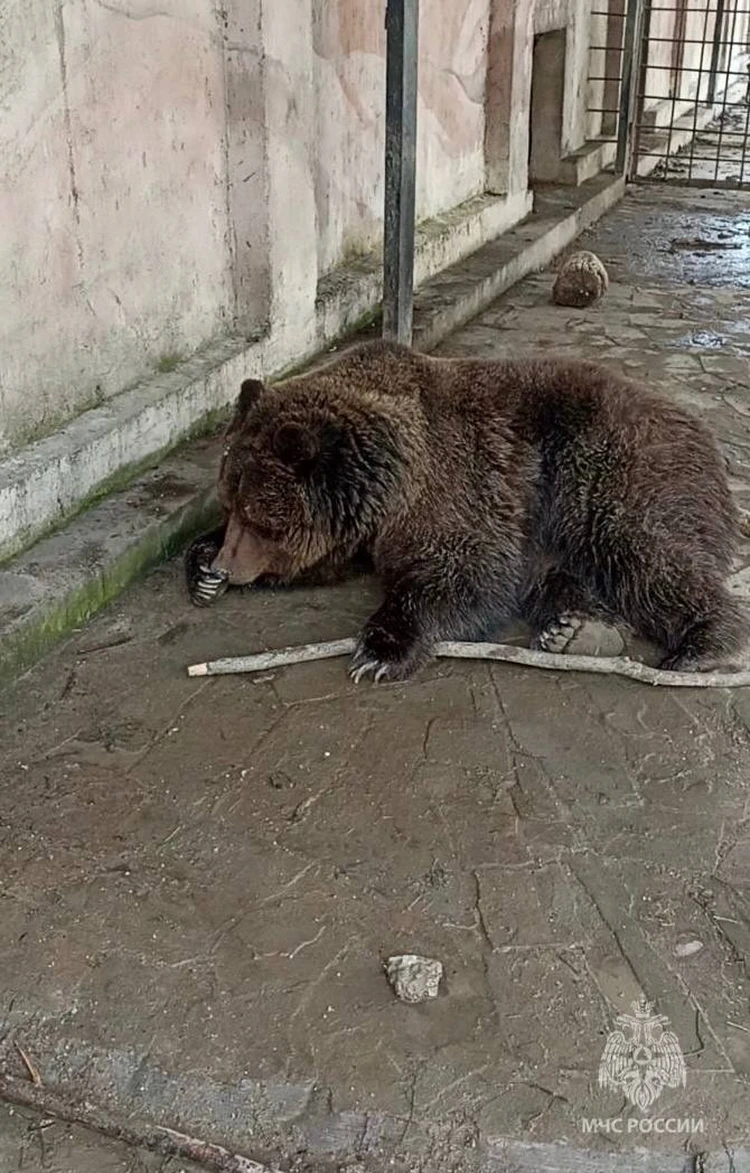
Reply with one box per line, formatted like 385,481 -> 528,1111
0,0 -> 233,453
312,0 -> 491,277
0,0 -> 601,459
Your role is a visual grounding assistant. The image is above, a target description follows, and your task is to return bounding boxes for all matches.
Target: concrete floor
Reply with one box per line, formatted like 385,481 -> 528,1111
0,1102 -> 204,1173
2,186 -> 750,1173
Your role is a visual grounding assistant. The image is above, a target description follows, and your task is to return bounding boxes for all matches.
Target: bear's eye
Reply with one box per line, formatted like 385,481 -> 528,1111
243,511 -> 280,542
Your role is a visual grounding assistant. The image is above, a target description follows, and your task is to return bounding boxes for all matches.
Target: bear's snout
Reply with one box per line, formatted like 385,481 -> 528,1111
211,513 -> 267,585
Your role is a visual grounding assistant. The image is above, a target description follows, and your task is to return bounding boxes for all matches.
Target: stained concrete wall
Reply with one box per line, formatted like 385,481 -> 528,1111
0,0 -> 235,453
535,0 -> 592,160
312,0 -> 491,276
416,0 -> 491,219
312,2 -> 385,276
0,0 -> 601,465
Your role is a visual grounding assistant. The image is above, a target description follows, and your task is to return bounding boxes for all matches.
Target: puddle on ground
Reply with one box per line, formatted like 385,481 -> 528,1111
670,328 -> 730,349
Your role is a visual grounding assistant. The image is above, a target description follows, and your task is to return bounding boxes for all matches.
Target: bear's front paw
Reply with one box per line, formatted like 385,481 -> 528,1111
185,533 -> 229,607
349,627 -> 429,684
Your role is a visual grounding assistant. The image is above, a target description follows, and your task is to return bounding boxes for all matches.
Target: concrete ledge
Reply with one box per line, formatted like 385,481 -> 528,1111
413,172 -> 625,350
559,138 -> 617,186
0,174 -> 624,690
0,190 -> 531,567
315,189 -> 532,356
0,338 -> 250,566
0,442 -> 221,687
414,188 -> 534,286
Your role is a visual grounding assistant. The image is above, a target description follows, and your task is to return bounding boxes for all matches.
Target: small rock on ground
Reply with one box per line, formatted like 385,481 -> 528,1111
385,955 -> 443,1003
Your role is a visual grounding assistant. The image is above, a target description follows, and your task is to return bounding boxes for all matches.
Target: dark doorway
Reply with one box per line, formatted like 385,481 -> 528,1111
529,28 -> 567,183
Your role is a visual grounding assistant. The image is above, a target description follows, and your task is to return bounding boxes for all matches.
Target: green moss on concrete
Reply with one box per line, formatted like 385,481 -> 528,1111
156,352 -> 183,374
8,385 -> 107,452
0,405 -> 230,569
345,305 -> 382,336
0,492 -> 220,690
339,236 -> 377,266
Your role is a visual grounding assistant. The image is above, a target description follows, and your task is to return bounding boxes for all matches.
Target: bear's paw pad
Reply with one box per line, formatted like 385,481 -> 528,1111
532,613 -> 583,654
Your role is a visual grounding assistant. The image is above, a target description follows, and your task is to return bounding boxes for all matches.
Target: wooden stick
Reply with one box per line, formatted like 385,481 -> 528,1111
441,641 -> 750,687
188,639 -> 357,676
187,638 -> 750,688
0,1072 -> 280,1173
14,1044 -> 42,1086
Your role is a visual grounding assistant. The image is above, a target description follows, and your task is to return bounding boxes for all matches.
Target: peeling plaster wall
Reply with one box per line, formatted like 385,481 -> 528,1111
312,0 -> 491,276
0,0 -> 234,453
312,1 -> 385,275
416,0 -> 490,220
0,0 -> 600,456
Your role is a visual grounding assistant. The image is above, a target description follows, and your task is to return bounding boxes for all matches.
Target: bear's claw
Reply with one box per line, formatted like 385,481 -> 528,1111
349,635 -> 411,682
349,657 -> 408,683
349,633 -> 429,683
349,658 -> 382,684
190,565 -> 230,607
531,613 -> 583,654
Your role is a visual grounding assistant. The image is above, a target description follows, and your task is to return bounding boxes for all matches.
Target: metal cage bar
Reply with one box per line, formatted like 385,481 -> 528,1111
586,0 -> 750,187
382,0 -> 419,345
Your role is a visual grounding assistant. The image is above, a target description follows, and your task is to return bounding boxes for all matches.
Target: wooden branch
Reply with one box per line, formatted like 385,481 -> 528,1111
188,639 -> 357,676
0,1072 -> 280,1173
187,638 -> 750,688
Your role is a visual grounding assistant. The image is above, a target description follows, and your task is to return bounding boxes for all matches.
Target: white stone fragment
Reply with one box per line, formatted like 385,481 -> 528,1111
385,954 -> 443,1003
674,939 -> 704,957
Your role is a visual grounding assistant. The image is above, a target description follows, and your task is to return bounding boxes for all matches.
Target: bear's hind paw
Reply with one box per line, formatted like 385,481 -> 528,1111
530,613 -> 583,654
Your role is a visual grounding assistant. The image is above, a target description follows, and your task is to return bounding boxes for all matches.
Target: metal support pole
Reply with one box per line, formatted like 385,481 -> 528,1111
382,0 -> 419,345
616,0 -> 646,178
707,0 -> 726,104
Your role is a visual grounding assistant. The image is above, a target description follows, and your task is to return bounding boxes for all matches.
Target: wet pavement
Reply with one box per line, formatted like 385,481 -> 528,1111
0,1101 -> 204,1173
564,185 -> 750,289
2,186 -> 750,1173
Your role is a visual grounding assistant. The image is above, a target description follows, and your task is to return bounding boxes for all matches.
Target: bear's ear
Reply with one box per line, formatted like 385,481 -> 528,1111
225,378 -> 265,441
272,422 -> 320,470
237,378 -> 265,414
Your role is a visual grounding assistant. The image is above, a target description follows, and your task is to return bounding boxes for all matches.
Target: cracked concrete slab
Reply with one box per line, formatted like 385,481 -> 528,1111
2,186 -> 750,1171
0,1101 -> 205,1173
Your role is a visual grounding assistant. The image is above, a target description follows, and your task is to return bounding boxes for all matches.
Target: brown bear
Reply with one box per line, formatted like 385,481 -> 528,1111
185,340 -> 746,681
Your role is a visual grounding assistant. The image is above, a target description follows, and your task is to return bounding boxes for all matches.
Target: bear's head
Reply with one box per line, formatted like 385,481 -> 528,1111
210,374 -> 401,585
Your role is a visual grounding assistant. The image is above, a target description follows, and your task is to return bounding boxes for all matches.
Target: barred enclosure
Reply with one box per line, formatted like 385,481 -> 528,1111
588,0 -> 750,186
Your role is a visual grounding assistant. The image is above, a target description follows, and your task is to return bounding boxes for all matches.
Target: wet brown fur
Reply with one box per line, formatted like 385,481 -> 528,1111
185,340 -> 746,680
